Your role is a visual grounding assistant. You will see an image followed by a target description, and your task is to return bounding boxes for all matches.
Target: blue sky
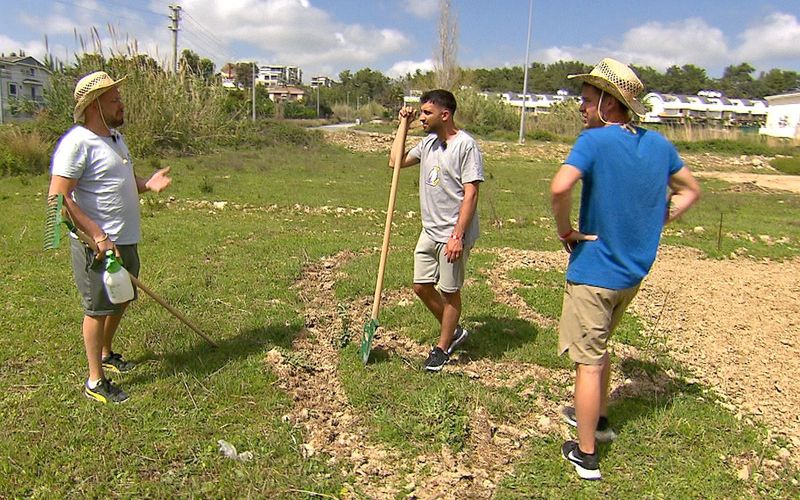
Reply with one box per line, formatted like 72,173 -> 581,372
1,0 -> 798,81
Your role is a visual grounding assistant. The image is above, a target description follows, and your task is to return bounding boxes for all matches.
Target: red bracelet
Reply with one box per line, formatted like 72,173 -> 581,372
450,233 -> 462,240
558,229 -> 575,241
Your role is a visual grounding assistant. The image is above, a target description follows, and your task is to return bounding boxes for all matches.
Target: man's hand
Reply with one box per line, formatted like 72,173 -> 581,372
444,236 -> 463,263
145,167 -> 172,193
559,229 -> 598,254
398,106 -> 417,125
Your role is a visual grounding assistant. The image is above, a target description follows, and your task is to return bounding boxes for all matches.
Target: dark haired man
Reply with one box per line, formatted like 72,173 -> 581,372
390,89 -> 485,371
551,58 -> 700,479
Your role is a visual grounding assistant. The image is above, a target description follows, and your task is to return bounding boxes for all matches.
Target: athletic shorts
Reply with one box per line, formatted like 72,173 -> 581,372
70,237 -> 140,316
558,281 -> 640,365
413,230 -> 471,294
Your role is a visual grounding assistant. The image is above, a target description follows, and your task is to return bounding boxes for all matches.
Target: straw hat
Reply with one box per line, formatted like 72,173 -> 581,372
568,58 -> 646,117
73,71 -> 126,123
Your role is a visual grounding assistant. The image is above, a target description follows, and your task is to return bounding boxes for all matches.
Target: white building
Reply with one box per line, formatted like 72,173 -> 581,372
310,76 -> 334,88
496,90 -> 575,113
759,92 -> 800,139
258,65 -> 302,87
0,54 -> 51,123
642,92 -> 767,126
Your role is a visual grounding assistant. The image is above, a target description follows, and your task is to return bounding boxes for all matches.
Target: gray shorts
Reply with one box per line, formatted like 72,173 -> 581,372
70,237 -> 140,316
558,281 -> 640,365
413,230 -> 471,293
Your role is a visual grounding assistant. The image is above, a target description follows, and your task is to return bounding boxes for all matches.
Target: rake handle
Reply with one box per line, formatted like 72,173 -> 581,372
371,115 -> 409,320
67,216 -> 218,347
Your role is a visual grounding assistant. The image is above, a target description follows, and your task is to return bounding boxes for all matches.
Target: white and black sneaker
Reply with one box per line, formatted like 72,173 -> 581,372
561,406 -> 617,443
562,440 -> 601,480
446,324 -> 469,355
424,346 -> 449,372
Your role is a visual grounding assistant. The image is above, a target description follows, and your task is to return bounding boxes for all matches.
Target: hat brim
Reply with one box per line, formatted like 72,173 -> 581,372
73,76 -> 127,123
568,73 -> 646,117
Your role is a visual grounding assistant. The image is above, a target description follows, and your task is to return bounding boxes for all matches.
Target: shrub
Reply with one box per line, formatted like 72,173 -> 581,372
0,126 -> 53,176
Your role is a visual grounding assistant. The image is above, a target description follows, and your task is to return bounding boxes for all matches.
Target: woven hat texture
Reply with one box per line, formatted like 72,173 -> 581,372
73,71 -> 126,123
568,58 -> 646,117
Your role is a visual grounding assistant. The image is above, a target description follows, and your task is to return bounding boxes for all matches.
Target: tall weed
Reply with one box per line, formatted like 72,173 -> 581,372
0,127 -> 52,175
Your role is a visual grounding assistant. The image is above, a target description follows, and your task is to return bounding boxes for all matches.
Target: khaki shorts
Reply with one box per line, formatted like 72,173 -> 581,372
70,237 -> 140,316
413,230 -> 471,293
558,281 -> 640,365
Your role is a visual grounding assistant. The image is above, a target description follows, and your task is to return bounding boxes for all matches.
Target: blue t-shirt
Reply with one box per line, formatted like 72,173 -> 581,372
564,125 -> 683,289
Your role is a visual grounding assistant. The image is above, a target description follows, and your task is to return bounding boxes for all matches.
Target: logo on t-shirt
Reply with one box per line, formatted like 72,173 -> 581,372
426,165 -> 440,187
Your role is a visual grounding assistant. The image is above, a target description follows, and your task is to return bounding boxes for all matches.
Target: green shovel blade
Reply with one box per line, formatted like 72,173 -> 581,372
360,318 -> 379,365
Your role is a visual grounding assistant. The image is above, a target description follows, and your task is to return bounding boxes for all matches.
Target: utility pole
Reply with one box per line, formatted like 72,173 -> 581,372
168,4 -> 182,73
252,62 -> 257,121
518,0 -> 533,145
0,69 -> 5,125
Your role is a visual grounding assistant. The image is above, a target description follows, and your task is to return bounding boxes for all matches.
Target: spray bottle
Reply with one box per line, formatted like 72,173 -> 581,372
103,250 -> 134,304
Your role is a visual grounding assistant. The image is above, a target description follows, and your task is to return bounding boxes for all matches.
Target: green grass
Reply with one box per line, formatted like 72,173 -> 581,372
1,140 -> 798,496
772,155 -> 800,175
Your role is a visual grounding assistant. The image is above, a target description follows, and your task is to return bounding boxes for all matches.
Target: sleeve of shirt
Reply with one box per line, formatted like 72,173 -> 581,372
563,132 -> 595,176
666,141 -> 684,175
50,134 -> 88,179
406,137 -> 427,161
461,143 -> 484,184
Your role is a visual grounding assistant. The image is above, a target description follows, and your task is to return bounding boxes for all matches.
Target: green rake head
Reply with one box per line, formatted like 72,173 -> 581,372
360,318 -> 379,365
44,193 -> 64,250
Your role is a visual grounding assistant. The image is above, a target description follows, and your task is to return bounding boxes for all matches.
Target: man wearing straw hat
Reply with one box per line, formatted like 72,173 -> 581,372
48,71 -> 172,403
550,58 -> 700,479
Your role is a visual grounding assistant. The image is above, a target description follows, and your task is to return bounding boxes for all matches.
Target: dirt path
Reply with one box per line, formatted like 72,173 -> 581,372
632,246 -> 800,454
694,171 -> 800,194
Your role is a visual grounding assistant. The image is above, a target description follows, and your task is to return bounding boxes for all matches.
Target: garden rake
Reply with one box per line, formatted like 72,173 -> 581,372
360,113 -> 410,365
44,193 -> 218,347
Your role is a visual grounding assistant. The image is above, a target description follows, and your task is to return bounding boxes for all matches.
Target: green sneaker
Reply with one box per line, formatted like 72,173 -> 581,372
84,378 -> 129,404
102,351 -> 135,374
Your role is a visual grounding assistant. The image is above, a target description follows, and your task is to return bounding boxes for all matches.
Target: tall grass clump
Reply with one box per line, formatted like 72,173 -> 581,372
524,99 -> 583,140
44,55 -> 251,158
454,89 -> 519,137
0,126 -> 53,176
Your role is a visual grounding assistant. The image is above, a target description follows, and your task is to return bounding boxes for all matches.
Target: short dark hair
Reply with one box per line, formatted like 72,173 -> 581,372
420,89 -> 457,114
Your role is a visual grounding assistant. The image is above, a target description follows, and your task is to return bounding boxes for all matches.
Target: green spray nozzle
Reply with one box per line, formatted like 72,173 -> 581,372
104,250 -> 124,272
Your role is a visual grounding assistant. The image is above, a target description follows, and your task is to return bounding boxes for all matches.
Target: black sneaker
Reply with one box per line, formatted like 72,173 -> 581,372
102,351 -> 135,374
561,406 -> 617,443
446,324 -> 469,355
424,346 -> 449,372
84,378 -> 129,404
561,440 -> 601,480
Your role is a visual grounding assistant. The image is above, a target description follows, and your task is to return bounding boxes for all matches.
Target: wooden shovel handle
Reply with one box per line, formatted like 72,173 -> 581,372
371,115 -> 409,320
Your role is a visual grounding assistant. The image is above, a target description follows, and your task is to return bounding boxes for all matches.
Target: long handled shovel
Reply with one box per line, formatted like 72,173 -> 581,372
44,194 -> 218,347
360,114 -> 410,365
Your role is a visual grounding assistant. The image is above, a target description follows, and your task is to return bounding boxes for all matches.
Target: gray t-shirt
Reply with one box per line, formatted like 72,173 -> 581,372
408,130 -> 484,246
50,126 -> 141,245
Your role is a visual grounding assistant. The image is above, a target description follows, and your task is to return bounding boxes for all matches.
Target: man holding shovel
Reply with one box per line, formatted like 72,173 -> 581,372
48,71 -> 172,403
390,90 -> 484,371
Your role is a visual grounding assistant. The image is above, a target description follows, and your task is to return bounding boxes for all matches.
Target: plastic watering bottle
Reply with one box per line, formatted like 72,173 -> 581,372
103,250 -> 134,304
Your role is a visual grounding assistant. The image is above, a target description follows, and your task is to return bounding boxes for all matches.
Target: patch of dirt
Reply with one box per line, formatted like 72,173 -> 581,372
632,246 -> 800,461
695,171 -> 800,194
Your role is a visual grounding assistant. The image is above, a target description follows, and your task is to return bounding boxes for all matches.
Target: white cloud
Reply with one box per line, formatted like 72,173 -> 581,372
386,58 -> 434,77
735,13 -> 800,61
0,35 -> 48,60
621,18 -> 728,68
405,0 -> 438,19
533,12 -> 800,74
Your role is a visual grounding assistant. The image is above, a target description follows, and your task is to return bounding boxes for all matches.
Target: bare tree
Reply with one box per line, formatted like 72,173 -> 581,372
434,0 -> 459,90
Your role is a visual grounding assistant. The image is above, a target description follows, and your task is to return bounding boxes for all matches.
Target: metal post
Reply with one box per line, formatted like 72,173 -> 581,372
252,62 -> 257,122
518,0 -> 533,145
0,69 -> 5,125
168,4 -> 182,73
